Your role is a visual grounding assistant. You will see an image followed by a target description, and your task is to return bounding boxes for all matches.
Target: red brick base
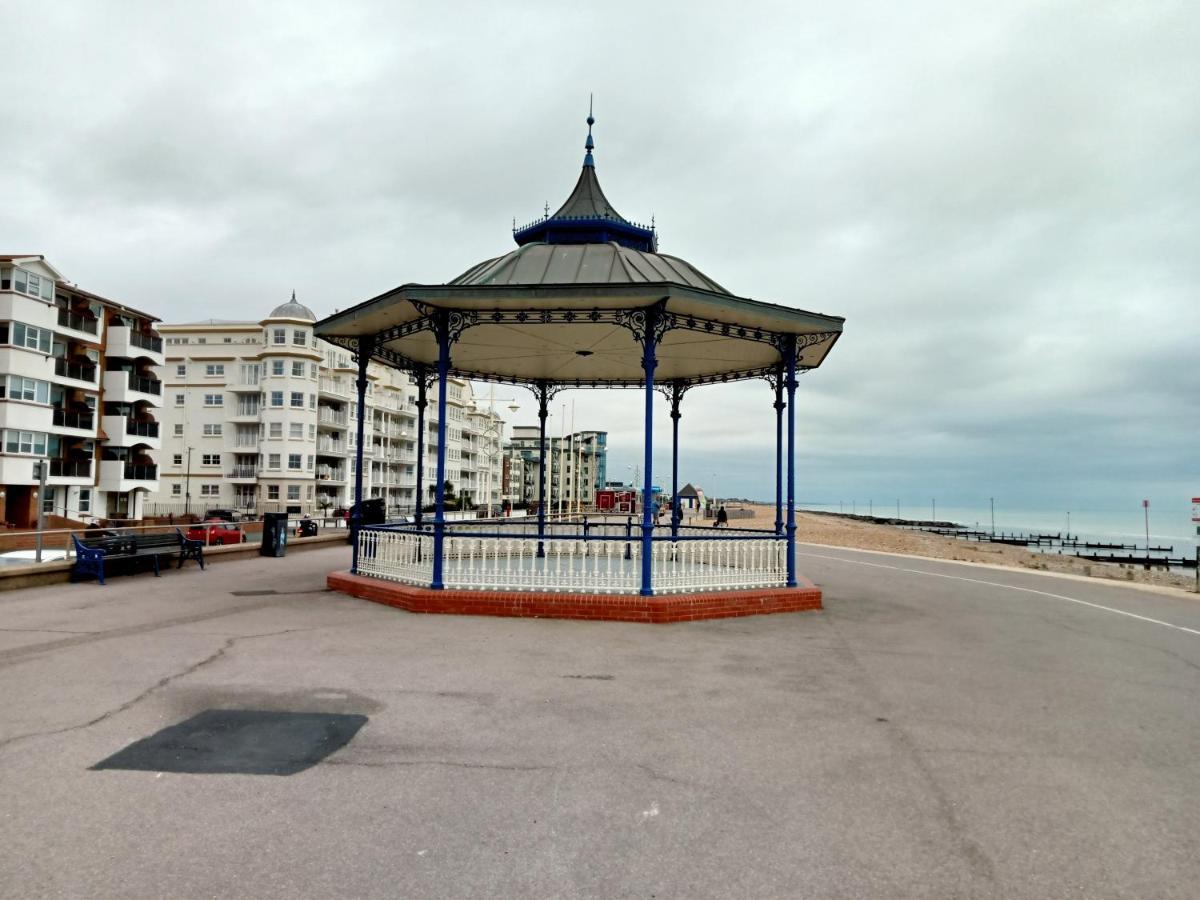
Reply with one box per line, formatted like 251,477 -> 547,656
326,571 -> 822,623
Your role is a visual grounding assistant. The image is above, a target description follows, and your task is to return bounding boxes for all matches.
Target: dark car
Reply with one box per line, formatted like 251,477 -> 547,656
186,519 -> 246,545
203,509 -> 236,522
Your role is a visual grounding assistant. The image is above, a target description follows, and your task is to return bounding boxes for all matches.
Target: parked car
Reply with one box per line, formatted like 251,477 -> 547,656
203,508 -> 236,522
186,519 -> 246,545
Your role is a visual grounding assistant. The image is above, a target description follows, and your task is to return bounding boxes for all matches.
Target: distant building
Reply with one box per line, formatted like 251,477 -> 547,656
505,427 -> 607,510
0,254 -> 163,526
147,297 -> 505,517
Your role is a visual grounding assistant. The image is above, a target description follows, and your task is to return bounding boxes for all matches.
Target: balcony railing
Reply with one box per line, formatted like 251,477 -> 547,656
317,466 -> 346,481
52,409 -> 94,430
127,374 -> 162,395
319,410 -> 349,426
129,331 -> 163,353
123,464 -> 158,481
49,459 -> 93,478
54,359 -> 97,382
56,309 -> 99,335
126,420 -> 160,438
229,465 -> 259,478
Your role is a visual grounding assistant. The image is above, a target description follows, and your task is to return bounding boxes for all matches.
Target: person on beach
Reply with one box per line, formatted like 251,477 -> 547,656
717,505 -> 728,527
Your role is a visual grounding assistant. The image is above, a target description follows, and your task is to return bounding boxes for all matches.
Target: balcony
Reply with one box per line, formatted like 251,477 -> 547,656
51,408 -> 95,433
56,309 -> 100,339
102,415 -> 161,450
316,466 -> 346,483
316,438 -> 346,455
228,465 -> 259,481
318,409 -> 349,428
319,378 -> 349,397
48,458 -> 94,481
53,358 -> 98,385
107,326 -> 164,364
231,404 -> 261,421
102,370 -> 163,406
98,459 -> 160,492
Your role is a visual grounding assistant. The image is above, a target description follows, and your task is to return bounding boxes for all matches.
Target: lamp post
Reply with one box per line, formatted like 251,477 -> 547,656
184,446 -> 193,517
474,386 -> 519,518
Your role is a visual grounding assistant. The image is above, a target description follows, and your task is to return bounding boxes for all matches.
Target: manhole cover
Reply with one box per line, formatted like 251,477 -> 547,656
91,709 -> 368,776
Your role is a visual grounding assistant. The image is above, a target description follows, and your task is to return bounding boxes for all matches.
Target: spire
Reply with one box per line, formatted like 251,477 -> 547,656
290,289 -> 296,302
584,94 -> 595,168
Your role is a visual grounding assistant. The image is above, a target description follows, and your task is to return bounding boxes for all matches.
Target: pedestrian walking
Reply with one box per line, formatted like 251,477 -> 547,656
717,505 -> 728,528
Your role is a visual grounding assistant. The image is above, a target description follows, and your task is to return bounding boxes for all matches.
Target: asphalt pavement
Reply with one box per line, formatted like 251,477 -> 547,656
0,544 -> 1197,899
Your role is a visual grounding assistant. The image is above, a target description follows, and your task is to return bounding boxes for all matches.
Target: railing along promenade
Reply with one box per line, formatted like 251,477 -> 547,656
356,516 -> 787,595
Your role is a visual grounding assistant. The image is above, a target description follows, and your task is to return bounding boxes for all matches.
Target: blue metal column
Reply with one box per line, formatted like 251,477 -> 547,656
773,366 -> 784,536
350,335 -> 373,574
639,308 -> 660,596
431,315 -> 451,590
536,381 -> 549,558
414,365 -> 427,528
784,338 -> 798,587
670,383 -> 682,539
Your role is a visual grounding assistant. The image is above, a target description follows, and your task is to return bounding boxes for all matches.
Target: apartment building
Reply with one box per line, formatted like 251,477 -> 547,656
148,297 -> 506,517
0,254 -> 163,526
506,427 -> 608,511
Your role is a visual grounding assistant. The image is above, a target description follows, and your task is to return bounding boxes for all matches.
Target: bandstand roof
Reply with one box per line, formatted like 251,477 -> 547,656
315,114 -> 844,389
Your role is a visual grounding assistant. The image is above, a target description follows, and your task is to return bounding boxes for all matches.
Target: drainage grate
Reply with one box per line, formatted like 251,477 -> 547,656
230,589 -> 278,597
91,709 -> 368,776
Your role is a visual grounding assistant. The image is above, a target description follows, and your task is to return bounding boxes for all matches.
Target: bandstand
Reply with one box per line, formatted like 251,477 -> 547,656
317,112 -> 844,622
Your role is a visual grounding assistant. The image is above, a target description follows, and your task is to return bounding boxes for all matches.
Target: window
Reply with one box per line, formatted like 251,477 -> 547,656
308,394 -> 316,409
290,392 -> 304,408
42,489 -> 55,515
306,486 -> 314,499
173,453 -> 183,466
78,489 -> 91,513
292,329 -> 306,346
306,454 -> 314,470
205,364 -> 224,376
172,484 -> 182,496
270,391 -> 283,407
267,485 -> 280,500
289,423 -> 303,439
287,485 -> 300,500
3,430 -> 48,455
269,422 -> 282,438
292,361 -> 304,377
272,328 -> 285,345
308,425 -> 316,439
8,322 -> 51,353
13,269 -> 53,300
203,393 -> 223,406
200,484 -> 220,496
202,454 -> 220,466
174,394 -> 185,405
203,423 -> 222,436
4,376 -> 49,404
309,364 -> 318,378
174,424 -> 184,436
268,454 -> 280,469
271,360 -> 284,376
288,453 -> 301,470
176,364 -> 186,377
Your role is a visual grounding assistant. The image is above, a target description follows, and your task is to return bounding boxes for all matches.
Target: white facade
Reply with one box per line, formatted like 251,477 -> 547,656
146,299 -> 506,517
0,254 -> 163,526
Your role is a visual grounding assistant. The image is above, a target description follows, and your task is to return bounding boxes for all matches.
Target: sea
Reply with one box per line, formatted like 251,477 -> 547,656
799,502 -> 1199,566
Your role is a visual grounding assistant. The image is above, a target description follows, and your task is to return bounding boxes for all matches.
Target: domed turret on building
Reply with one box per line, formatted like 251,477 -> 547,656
267,291 -> 316,321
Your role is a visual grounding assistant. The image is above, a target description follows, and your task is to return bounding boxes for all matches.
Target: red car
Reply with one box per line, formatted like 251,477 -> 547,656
186,519 -> 246,545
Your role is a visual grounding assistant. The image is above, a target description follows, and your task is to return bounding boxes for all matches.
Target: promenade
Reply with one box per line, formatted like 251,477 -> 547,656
1,544 -> 1198,898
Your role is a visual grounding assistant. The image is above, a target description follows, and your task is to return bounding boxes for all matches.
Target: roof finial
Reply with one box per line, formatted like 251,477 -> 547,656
584,94 -> 595,168
291,289 -> 296,302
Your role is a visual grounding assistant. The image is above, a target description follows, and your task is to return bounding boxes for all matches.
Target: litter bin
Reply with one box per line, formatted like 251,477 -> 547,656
347,497 -> 386,544
261,512 -> 288,557
298,518 -> 319,538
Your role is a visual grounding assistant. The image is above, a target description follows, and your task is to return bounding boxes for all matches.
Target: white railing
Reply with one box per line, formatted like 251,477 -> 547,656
357,529 -> 433,584
356,524 -> 787,595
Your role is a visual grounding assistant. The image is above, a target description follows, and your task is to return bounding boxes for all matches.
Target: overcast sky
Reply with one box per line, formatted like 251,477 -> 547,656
3,1 -> 1196,528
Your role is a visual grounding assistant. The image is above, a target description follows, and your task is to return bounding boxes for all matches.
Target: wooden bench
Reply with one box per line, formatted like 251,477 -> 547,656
71,529 -> 205,585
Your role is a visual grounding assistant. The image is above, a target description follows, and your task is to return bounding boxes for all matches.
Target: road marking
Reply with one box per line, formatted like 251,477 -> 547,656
797,550 -> 1200,637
